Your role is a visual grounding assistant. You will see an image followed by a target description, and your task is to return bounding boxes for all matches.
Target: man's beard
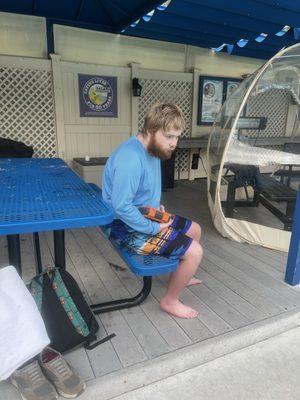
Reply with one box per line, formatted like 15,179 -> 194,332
147,134 -> 174,160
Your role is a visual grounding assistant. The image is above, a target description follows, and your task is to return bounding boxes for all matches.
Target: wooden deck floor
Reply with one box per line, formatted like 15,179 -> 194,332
1,180 -> 300,389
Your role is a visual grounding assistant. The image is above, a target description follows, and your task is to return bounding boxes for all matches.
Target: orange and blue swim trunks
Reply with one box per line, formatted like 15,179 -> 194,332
103,215 -> 193,259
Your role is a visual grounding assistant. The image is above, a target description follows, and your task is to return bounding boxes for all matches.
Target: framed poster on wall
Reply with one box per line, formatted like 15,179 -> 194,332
197,76 -> 241,125
198,77 -> 224,125
223,78 -> 242,118
226,79 -> 241,98
78,74 -> 118,117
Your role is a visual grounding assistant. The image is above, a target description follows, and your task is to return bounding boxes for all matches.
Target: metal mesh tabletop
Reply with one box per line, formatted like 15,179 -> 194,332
0,158 -> 114,235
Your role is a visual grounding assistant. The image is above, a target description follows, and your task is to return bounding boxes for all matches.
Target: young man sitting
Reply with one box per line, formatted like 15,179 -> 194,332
102,103 -> 203,319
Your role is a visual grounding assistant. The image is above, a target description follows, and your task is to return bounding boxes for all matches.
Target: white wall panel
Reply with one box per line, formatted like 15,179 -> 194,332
65,133 -> 129,161
0,12 -> 46,58
54,25 -> 186,72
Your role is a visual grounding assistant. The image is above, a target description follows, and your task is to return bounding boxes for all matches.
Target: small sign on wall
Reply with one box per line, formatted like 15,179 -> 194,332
197,76 -> 241,125
78,74 -> 118,117
198,77 -> 224,125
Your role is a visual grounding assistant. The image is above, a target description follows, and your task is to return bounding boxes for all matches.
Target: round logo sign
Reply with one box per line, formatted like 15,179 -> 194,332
204,82 -> 215,98
83,77 -> 113,111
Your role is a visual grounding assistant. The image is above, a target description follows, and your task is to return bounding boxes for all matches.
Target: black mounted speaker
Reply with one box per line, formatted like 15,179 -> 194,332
161,152 -> 176,191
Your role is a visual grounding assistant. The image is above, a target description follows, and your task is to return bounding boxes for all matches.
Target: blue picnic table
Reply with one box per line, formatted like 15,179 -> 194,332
0,158 -> 114,275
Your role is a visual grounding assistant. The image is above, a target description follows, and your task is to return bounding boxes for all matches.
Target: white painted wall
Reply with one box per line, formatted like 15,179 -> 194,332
0,12 -> 47,58
188,46 -> 261,77
54,25 -> 263,77
54,26 -> 186,73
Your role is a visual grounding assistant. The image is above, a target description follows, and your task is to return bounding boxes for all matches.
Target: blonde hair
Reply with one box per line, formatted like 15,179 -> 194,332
141,103 -> 185,136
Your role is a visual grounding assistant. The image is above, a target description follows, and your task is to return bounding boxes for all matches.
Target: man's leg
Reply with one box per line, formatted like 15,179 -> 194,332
186,221 -> 201,242
185,221 -> 202,286
160,240 -> 203,319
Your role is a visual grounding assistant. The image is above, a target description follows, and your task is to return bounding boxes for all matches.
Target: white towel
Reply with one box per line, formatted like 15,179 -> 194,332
0,266 -> 50,380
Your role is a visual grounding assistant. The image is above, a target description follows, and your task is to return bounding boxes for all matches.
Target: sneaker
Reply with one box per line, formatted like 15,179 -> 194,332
39,347 -> 86,399
10,360 -> 58,400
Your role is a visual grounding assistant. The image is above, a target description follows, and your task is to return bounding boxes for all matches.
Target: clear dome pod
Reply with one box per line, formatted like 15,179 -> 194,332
207,43 -> 300,252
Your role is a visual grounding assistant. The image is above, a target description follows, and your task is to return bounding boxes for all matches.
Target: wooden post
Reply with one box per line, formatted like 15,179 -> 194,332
129,62 -> 140,136
50,53 -> 66,159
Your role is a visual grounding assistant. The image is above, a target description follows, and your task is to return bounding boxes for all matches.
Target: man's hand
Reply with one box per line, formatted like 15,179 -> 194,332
160,204 -> 165,213
159,218 -> 173,232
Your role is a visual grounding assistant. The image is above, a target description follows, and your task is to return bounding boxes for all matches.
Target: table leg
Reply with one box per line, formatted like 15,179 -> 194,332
284,201 -> 295,231
91,276 -> 152,314
33,232 -> 43,274
287,166 -> 292,187
7,234 -> 22,276
225,182 -> 235,218
54,230 -> 66,269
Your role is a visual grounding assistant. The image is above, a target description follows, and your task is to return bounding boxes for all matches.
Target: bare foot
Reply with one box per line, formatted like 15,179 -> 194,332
186,278 -> 202,287
160,298 -> 199,319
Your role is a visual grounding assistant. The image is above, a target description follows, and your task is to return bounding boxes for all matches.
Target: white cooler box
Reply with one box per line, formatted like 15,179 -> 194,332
73,157 -> 108,188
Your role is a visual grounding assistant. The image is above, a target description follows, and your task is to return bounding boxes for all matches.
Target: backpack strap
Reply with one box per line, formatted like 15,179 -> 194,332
30,268 -> 90,337
29,267 -> 51,311
29,274 -> 43,311
51,269 -> 90,337
85,333 -> 116,350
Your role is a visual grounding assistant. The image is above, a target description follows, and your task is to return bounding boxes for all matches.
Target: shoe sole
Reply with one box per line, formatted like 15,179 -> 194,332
56,381 -> 87,399
11,378 -> 28,400
10,377 -> 59,400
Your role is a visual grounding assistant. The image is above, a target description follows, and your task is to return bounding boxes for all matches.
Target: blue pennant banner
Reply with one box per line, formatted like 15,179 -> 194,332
294,28 -> 300,40
212,43 -> 227,52
213,25 -> 299,55
157,0 -> 172,11
142,9 -> 155,22
237,39 -> 249,48
130,19 -> 140,28
275,25 -> 290,36
212,43 -> 234,54
255,33 -> 268,42
227,44 -> 234,54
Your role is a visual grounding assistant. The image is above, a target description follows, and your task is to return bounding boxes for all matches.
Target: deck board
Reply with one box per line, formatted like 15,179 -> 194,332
196,269 -> 267,321
201,257 -> 282,316
112,268 -> 193,350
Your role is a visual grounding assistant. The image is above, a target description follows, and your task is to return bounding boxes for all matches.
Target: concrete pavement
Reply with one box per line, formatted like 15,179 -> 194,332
112,326 -> 300,400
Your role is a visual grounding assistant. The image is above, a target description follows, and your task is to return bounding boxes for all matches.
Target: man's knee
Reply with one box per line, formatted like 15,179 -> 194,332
195,223 -> 202,240
188,222 -> 201,241
183,240 -> 203,262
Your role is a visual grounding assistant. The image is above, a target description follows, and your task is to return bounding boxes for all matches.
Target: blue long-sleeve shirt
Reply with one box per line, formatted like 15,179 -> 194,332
102,136 -> 161,235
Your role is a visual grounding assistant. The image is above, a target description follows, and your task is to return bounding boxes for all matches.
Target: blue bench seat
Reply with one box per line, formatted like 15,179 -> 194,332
88,184 -> 179,314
